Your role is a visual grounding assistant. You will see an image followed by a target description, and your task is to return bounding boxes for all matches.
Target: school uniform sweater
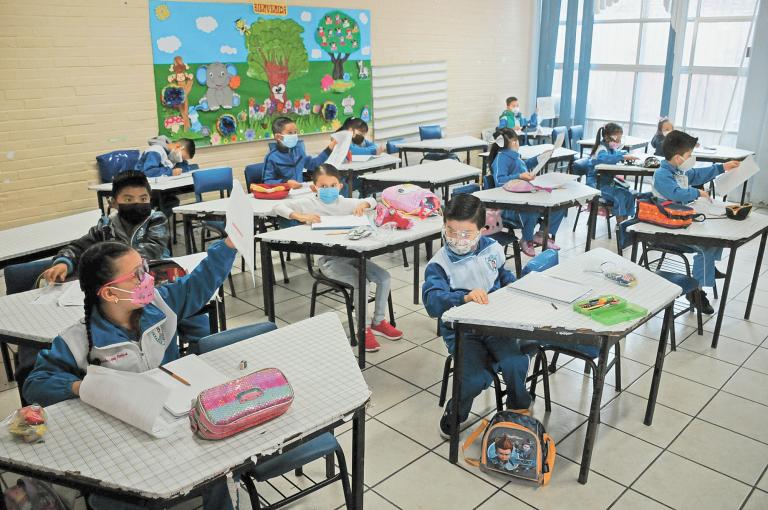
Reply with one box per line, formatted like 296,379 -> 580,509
652,159 -> 724,204
349,139 -> 378,156
263,141 -> 331,184
491,149 -> 539,186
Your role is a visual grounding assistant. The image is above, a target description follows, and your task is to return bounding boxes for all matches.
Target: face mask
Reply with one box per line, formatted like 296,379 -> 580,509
509,141 -> 520,152
117,203 -> 152,225
352,133 -> 365,145
102,273 -> 156,306
168,149 -> 183,164
317,186 -> 340,204
443,230 -> 481,256
661,130 -> 671,137
512,107 -> 521,114
281,134 -> 299,149
678,154 -> 696,171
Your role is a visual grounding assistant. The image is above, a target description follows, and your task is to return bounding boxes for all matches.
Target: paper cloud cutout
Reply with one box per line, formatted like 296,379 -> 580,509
220,45 -> 237,55
311,48 -> 322,59
359,13 -> 369,24
300,11 -> 311,22
157,35 -> 181,54
196,16 -> 218,33
361,46 -> 370,56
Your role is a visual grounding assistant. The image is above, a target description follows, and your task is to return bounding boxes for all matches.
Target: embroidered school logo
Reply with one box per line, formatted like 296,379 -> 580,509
487,255 -> 498,272
104,351 -> 129,364
148,327 -> 167,346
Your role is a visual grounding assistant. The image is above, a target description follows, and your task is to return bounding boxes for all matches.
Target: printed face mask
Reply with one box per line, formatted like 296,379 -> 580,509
607,138 -> 622,150
281,134 -> 299,148
678,154 -> 696,171
99,260 -> 155,306
117,203 -> 152,225
317,186 -> 340,204
443,229 -> 481,255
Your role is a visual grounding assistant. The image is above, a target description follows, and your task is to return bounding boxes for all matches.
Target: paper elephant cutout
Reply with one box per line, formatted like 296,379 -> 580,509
196,62 -> 240,111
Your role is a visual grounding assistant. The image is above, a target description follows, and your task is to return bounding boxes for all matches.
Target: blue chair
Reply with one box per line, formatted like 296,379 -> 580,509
551,126 -> 568,147
194,322 -> 277,354
191,167 -> 233,252
418,125 -> 459,164
244,163 -> 265,189
95,149 -> 141,184
386,137 -> 406,156
569,125 -> 584,155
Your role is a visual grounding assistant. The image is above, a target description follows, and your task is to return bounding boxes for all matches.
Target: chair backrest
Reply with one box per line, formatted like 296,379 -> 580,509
572,157 -> 592,176
480,127 -> 496,143
450,183 -> 480,196
192,167 -> 233,202
244,163 -> 265,189
419,125 -> 443,141
95,149 -> 141,184
386,137 -> 405,154
552,126 -> 568,147
568,125 -> 584,150
483,174 -> 495,189
521,249 -> 559,277
4,259 -> 54,295
195,322 -> 278,354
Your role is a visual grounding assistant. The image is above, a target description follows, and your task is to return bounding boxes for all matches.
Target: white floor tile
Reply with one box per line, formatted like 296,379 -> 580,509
599,392 -> 692,448
362,366 -> 421,417
626,370 -> 717,416
377,346 -> 447,390
721,367 -> 768,406
609,490 -> 669,510
743,490 -> 768,510
661,348 -> 739,388
699,392 -> 768,443
702,315 -> 768,345
677,331 -> 758,365
743,347 -> 768,374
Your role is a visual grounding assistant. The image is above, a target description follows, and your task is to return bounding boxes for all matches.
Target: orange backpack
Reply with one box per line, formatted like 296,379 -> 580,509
636,197 -> 704,229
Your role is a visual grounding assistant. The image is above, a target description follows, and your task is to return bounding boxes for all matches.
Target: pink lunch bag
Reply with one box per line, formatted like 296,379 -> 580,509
381,183 -> 441,219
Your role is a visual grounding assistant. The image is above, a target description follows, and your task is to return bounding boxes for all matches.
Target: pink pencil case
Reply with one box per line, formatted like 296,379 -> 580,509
189,368 -> 294,440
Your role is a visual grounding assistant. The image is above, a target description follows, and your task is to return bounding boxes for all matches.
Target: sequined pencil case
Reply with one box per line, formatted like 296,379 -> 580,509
189,368 -> 293,440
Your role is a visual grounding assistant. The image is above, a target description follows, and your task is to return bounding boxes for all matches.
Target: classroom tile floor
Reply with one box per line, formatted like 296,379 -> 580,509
1,208 -> 767,510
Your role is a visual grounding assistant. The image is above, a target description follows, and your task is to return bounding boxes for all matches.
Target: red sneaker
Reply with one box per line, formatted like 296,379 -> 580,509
364,328 -> 381,352
371,320 -> 403,340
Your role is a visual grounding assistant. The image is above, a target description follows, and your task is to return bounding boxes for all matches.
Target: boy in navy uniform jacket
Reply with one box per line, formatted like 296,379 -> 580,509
134,135 -> 195,178
263,116 -> 336,188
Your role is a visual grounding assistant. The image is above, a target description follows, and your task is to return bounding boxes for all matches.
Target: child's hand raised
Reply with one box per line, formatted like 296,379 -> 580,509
328,138 -> 338,150
724,160 -> 740,171
465,288 -> 489,305
353,203 -> 369,216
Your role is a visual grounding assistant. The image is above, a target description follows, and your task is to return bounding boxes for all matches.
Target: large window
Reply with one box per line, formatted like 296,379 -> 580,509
552,0 -> 758,145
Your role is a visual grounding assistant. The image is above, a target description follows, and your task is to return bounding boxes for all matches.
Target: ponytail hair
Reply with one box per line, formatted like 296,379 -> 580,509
488,127 -> 518,166
78,242 -> 132,366
590,122 -> 623,156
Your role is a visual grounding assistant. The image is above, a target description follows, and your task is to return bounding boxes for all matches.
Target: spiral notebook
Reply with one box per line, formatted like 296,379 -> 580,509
508,272 -> 592,304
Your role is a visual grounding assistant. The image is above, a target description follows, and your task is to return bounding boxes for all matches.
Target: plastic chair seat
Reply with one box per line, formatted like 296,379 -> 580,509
251,432 -> 341,481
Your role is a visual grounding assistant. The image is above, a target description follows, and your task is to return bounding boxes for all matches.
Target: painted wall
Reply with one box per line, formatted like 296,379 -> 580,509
0,0 -> 534,228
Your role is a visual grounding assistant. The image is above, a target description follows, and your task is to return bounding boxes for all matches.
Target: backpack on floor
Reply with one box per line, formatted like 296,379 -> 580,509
381,184 -> 441,219
462,411 -> 556,485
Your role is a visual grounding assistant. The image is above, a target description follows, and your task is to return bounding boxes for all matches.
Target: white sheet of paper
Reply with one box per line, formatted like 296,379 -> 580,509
225,180 -> 256,287
289,183 -> 313,197
536,97 -> 556,120
531,172 -> 578,189
530,132 -> 566,176
310,215 -> 371,230
692,198 -> 729,217
146,355 -> 228,417
326,131 -> 353,168
712,155 -> 760,197
351,155 -> 372,162
79,365 -> 183,438
508,272 -> 592,304
31,284 -> 65,305
58,282 -> 85,307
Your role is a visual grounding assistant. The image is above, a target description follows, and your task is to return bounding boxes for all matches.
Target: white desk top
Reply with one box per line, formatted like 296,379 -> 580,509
89,173 -> 198,193
693,145 -> 755,161
578,136 -> 649,149
628,210 -> 768,242
338,153 -> 401,172
0,210 -> 103,265
472,181 -> 599,208
0,253 -> 209,344
525,127 -> 554,138
359,160 -> 480,184
595,155 -> 664,173
443,248 -> 681,336
257,216 -> 443,253
173,196 -> 279,217
398,136 -> 488,152
0,313 -> 370,500
478,145 -> 577,161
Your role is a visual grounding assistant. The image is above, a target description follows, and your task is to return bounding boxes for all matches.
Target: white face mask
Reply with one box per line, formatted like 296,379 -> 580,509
661,130 -> 671,137
678,154 -> 696,171
168,149 -> 183,164
512,107 -> 521,114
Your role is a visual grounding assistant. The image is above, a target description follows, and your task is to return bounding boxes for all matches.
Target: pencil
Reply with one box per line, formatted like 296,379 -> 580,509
550,302 -> 558,310
159,365 -> 190,386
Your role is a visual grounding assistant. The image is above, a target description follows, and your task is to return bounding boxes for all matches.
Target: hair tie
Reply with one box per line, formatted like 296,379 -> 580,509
494,135 -> 505,148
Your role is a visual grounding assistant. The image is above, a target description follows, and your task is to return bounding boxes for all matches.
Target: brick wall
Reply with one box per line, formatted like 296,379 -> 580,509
0,0 -> 533,228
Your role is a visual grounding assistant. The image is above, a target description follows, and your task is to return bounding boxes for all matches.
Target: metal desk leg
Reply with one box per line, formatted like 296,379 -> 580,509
745,231 -> 767,321
347,172 -> 354,198
413,243 -> 420,305
400,149 -> 408,167
358,256 -> 368,369
585,196 -> 599,252
351,406 -> 366,510
466,149 -> 470,165
740,182 -> 748,205
0,342 -> 14,382
449,323 -> 463,464
261,244 -> 275,322
541,209 -> 550,251
711,246 -> 738,348
217,287 -> 227,331
578,336 -> 610,484
183,216 -> 194,255
630,236 -> 639,263
645,305 -> 672,425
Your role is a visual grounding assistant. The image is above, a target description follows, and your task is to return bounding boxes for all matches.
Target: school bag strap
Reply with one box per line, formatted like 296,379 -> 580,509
461,418 -> 489,468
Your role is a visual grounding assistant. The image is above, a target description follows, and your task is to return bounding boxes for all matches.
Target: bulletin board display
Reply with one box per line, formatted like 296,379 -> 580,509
149,1 -> 373,147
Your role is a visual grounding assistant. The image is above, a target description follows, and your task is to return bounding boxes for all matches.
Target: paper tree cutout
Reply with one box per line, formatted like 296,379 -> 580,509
315,10 -> 361,80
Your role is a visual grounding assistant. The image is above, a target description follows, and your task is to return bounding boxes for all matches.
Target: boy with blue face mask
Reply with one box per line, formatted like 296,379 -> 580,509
652,130 -> 740,314
263,117 -> 337,189
274,164 -> 404,352
422,194 -> 532,438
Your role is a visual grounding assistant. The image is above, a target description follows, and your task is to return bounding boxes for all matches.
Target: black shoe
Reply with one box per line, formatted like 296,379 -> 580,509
687,290 -> 715,315
715,268 -> 727,279
439,400 -> 470,440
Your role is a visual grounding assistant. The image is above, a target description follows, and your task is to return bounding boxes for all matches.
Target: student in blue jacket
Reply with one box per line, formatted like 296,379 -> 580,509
263,116 -> 336,188
587,123 -> 639,225
422,194 -> 531,438
653,130 -> 740,313
338,117 -> 381,156
134,135 -> 196,178
498,96 -> 537,132
490,128 -> 565,257
23,238 -> 238,510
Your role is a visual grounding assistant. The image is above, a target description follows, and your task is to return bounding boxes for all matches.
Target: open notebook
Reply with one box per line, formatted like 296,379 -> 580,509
310,215 -> 371,230
79,355 -> 228,437
507,272 -> 592,304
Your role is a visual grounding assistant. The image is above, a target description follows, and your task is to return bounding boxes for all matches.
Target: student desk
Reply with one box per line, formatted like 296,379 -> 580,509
472,180 -> 601,251
257,217 -> 443,368
358,159 -> 480,199
442,248 -> 681,483
89,172 -> 198,214
337,153 -> 401,193
594,159 -> 660,190
628,211 -> 768,349
0,313 -> 370,510
479,145 -> 578,175
397,136 -> 488,166
0,210 -> 103,271
577,136 -> 650,157
0,253 -> 223,381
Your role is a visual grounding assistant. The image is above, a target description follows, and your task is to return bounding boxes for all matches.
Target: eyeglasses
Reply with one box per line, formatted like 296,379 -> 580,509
443,227 -> 479,240
101,259 -> 150,289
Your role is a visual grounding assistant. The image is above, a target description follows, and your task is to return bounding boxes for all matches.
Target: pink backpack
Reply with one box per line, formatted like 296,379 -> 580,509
483,209 -> 504,236
381,184 -> 441,219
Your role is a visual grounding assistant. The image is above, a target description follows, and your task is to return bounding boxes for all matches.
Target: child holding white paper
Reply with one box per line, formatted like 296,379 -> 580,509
274,164 -> 403,352
263,116 -> 337,189
489,128 -> 566,256
23,238 -> 238,510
